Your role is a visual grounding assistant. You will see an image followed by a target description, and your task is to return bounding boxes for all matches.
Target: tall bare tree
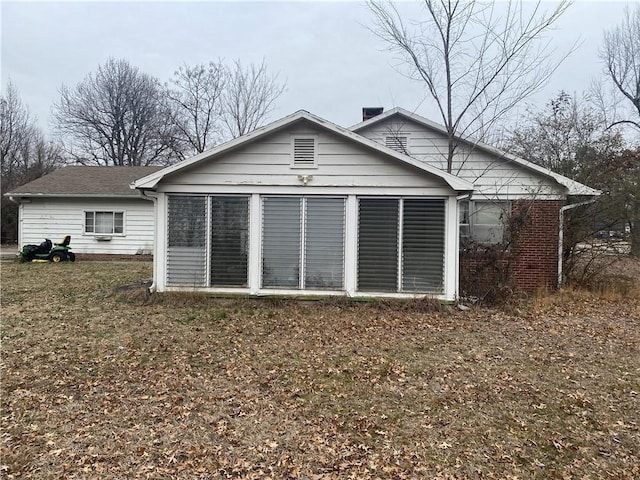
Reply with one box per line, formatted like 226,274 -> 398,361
1,82 -> 62,242
222,59 -> 286,138
165,61 -> 227,159
53,58 -> 176,166
367,0 -> 572,173
599,5 -> 640,133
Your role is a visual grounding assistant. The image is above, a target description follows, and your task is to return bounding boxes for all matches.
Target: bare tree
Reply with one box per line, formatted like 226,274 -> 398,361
1,82 -> 35,184
165,61 -> 227,159
599,5 -> 640,133
1,82 -> 62,242
53,58 -> 176,166
367,0 -> 572,173
222,59 -> 286,138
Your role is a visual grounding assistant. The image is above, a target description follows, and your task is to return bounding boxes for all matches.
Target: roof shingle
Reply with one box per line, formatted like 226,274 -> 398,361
6,166 -> 164,197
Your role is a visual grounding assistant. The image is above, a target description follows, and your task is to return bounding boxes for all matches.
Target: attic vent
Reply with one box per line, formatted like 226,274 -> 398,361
385,135 -> 409,153
292,137 -> 317,168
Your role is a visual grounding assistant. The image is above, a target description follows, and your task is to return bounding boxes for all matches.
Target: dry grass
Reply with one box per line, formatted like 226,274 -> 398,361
1,259 -> 639,479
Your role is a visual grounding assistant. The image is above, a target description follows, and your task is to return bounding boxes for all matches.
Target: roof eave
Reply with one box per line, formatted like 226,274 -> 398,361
4,192 -> 147,199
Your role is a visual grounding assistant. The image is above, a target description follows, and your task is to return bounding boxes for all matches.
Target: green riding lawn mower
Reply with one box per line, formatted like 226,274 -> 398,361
19,236 -> 76,263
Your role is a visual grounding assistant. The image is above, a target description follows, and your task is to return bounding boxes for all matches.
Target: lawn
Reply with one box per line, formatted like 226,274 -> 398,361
1,259 -> 639,479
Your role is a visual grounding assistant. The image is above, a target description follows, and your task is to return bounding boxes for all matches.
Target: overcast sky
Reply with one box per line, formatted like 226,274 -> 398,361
1,0 -> 636,137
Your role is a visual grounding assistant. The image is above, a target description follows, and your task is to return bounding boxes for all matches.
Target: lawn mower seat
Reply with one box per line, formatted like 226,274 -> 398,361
55,236 -> 71,247
38,239 -> 53,254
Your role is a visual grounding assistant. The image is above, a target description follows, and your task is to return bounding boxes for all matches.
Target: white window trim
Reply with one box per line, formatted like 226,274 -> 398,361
83,210 -> 126,237
290,135 -> 318,169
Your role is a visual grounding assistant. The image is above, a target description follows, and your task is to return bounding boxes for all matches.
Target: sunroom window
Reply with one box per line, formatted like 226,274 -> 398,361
357,198 -> 445,293
166,195 -> 251,287
167,196 -> 207,287
262,196 -> 345,290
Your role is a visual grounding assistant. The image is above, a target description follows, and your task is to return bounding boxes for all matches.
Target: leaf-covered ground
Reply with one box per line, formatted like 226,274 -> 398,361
1,259 -> 639,479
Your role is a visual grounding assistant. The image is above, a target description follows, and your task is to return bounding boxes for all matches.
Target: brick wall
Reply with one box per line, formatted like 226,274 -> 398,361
460,200 -> 562,299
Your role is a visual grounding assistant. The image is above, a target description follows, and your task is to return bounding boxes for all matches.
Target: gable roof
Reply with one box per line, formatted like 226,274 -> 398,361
351,107 -> 600,197
133,110 -> 474,192
6,166 -> 164,198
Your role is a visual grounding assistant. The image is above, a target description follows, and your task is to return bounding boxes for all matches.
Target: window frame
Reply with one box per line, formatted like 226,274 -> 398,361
84,210 -> 125,236
459,200 -> 510,246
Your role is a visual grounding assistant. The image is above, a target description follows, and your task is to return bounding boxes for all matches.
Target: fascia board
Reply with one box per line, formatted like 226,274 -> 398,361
4,192 -> 142,199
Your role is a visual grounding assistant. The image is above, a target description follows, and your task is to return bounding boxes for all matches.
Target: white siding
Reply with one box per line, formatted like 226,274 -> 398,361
157,123 -> 450,191
19,197 -> 155,255
356,117 -> 566,200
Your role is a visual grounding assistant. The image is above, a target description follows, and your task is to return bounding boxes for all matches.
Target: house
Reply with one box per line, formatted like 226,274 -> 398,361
133,108 -> 598,301
5,166 -> 162,255
350,108 -> 599,296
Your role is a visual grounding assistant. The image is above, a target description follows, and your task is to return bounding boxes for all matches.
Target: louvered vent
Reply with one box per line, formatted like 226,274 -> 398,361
385,135 -> 408,153
293,137 -> 316,166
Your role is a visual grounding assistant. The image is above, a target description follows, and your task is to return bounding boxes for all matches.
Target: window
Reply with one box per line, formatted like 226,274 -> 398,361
460,201 -> 509,245
357,198 -> 445,293
210,197 -> 249,287
167,195 -> 251,287
291,137 -> 317,168
85,211 -> 124,235
167,196 -> 207,286
262,196 -> 345,289
385,135 -> 409,154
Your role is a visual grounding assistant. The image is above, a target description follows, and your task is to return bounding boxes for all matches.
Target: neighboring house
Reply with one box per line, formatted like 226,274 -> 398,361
133,108 -> 598,301
5,166 -> 163,255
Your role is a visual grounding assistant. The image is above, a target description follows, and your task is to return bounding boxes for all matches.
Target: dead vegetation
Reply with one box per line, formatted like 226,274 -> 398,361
1,259 -> 639,479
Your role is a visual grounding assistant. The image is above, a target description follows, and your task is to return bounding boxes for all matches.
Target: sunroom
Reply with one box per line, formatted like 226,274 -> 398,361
133,111 -> 473,301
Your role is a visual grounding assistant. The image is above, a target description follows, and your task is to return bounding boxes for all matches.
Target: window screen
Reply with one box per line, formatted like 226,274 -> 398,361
262,197 -> 302,288
262,196 -> 345,290
305,198 -> 345,289
210,197 -> 249,287
402,199 -> 445,292
358,197 -> 446,293
167,195 -> 207,286
357,198 -> 399,292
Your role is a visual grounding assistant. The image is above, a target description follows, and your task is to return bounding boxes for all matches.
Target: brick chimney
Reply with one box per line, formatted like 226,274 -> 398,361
362,107 -> 384,121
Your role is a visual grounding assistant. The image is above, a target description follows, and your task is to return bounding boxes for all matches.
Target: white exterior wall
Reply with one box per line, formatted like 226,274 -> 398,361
157,125 -> 450,191
18,197 -> 155,255
355,118 -> 567,200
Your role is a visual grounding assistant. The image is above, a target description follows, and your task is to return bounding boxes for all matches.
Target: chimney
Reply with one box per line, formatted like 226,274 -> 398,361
362,107 -> 384,121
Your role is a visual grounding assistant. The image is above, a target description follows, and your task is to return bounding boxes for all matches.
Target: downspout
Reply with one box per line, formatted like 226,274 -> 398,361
139,188 -> 158,293
557,198 -> 598,288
